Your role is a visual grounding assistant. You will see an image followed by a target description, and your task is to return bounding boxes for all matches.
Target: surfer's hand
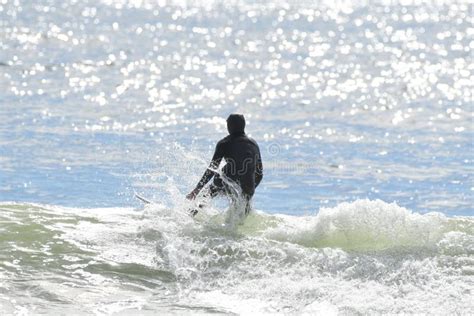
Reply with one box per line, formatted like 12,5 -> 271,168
186,189 -> 198,200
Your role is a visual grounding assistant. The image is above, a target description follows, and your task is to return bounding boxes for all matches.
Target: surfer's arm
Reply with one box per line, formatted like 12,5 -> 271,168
255,148 -> 263,188
187,143 -> 224,199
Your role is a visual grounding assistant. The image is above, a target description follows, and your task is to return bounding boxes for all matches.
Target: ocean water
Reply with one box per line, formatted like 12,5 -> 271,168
0,0 -> 473,314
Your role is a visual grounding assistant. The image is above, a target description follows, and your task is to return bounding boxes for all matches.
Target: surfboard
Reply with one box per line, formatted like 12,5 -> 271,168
135,192 -> 199,217
134,193 -> 152,204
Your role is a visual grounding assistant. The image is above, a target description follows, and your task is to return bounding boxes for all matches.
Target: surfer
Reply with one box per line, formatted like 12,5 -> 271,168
186,114 -> 263,215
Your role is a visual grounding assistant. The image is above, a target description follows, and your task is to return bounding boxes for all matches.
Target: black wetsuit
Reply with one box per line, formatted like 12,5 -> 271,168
189,114 -> 262,216
194,132 -> 263,199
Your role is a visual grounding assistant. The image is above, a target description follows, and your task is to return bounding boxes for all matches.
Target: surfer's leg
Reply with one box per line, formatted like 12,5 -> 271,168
189,176 -> 225,216
207,174 -> 226,197
244,194 -> 252,215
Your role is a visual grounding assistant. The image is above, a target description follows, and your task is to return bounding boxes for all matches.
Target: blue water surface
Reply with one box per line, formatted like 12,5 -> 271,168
0,0 -> 472,216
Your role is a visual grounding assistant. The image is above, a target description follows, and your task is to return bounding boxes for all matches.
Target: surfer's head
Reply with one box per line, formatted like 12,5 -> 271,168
227,114 -> 246,135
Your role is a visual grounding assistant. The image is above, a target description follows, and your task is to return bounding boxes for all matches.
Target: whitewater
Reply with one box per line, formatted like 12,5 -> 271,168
0,0 -> 473,314
1,200 -> 472,314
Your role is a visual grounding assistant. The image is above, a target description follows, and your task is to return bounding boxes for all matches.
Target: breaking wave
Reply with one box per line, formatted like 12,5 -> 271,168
0,199 -> 472,314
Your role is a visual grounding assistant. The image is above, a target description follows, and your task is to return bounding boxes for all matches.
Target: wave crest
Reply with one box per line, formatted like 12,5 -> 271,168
258,199 -> 472,251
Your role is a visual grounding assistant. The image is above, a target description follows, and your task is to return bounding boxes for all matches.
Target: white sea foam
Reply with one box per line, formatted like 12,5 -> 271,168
261,199 -> 454,250
0,201 -> 472,314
